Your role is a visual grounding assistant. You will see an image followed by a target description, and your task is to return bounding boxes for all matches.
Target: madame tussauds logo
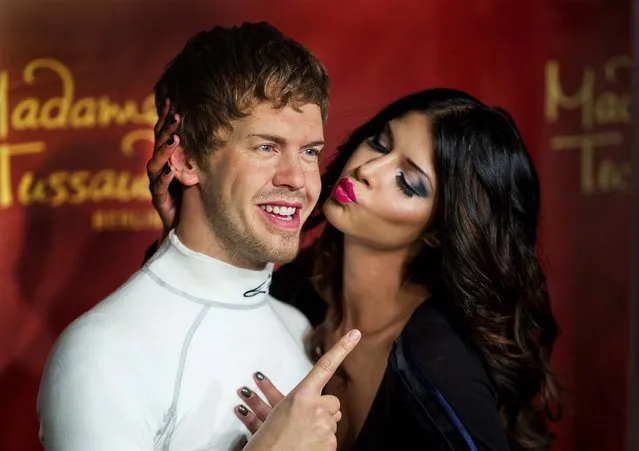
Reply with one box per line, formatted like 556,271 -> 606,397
544,55 -> 633,194
0,58 -> 163,230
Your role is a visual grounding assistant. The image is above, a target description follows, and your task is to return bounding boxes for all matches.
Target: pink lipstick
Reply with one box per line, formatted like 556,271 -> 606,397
332,177 -> 356,204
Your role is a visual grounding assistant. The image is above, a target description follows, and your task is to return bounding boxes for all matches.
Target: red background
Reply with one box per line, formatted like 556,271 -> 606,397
0,0 -> 634,450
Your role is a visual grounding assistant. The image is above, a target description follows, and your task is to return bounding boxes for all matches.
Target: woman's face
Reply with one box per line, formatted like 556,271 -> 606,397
323,111 -> 437,250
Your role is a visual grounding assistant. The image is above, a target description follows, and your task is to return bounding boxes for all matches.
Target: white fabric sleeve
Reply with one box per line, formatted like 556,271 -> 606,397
37,319 -> 154,451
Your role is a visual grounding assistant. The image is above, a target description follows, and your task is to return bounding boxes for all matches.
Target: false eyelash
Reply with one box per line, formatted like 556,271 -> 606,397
396,173 -> 415,197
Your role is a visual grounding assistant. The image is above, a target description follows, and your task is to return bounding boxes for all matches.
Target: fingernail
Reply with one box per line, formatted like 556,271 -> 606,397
237,405 -> 248,416
170,114 -> 178,124
240,387 -> 251,398
348,329 -> 361,341
167,136 -> 175,146
255,372 -> 265,381
163,164 -> 171,175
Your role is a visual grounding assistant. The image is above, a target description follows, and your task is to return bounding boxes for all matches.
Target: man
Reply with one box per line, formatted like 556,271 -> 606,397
38,22 -> 330,451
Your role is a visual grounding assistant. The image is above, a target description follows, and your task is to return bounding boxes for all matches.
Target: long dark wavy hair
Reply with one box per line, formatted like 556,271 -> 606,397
302,88 -> 561,450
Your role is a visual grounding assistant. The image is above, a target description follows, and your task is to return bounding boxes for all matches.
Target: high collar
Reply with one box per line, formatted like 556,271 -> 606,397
144,230 -> 273,307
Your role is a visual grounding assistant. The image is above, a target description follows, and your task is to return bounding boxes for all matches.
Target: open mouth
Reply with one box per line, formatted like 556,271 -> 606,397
257,203 -> 302,230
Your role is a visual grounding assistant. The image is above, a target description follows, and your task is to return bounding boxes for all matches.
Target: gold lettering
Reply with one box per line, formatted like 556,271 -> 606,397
92,209 -> 104,230
596,159 -> 629,192
69,171 -> 90,203
130,174 -> 151,200
594,92 -> 631,124
15,169 -> 150,207
0,59 -> 157,136
17,172 -> 34,206
550,132 -> 627,193
0,59 -> 162,215
114,172 -> 132,201
546,56 -> 633,195
0,71 -> 7,140
22,59 -> 74,130
0,142 -> 46,207
89,170 -> 116,201
49,171 -> 69,206
142,95 -> 158,125
97,97 -> 146,127
92,209 -> 162,231
545,61 -> 595,129
30,178 -> 47,204
121,129 -> 154,157
12,98 -> 40,130
544,59 -> 632,127
69,97 -> 97,128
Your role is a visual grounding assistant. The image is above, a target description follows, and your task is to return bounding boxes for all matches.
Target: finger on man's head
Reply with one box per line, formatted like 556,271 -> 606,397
155,118 -> 180,153
154,98 -> 171,135
298,329 -> 361,392
151,168 -> 175,198
147,137 -> 178,181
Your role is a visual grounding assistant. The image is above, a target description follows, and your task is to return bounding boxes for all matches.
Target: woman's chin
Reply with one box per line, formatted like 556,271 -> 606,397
322,200 -> 347,231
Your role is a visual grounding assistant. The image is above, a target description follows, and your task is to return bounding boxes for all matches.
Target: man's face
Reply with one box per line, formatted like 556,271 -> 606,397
199,102 -> 324,267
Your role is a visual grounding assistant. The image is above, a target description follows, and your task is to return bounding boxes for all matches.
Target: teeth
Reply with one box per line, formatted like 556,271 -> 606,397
261,205 -> 297,218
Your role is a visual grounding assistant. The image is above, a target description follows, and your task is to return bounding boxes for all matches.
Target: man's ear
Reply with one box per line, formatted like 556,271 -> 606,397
169,144 -> 200,187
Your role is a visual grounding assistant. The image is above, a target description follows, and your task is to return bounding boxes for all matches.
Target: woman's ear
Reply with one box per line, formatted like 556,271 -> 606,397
169,143 -> 199,187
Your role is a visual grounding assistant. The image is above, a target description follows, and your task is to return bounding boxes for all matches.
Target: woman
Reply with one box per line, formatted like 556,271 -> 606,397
148,88 -> 561,450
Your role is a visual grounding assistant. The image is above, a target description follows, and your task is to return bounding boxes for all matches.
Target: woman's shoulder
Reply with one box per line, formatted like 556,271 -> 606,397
396,298 -> 510,450
401,297 -> 493,393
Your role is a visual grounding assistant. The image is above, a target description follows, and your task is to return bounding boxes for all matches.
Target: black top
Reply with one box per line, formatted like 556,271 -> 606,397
270,258 -> 511,451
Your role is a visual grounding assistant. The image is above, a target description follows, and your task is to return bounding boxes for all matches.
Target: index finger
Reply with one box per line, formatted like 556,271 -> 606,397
299,329 -> 361,392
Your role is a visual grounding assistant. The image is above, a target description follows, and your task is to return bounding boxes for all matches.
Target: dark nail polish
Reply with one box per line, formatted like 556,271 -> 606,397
255,372 -> 265,381
240,387 -> 251,398
166,136 -> 175,146
163,164 -> 171,175
238,405 -> 248,416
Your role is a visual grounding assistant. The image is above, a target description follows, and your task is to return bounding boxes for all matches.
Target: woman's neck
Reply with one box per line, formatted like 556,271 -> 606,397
340,236 -> 428,334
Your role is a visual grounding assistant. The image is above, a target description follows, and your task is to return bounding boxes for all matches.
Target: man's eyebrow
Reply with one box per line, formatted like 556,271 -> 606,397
247,133 -> 287,146
247,134 -> 325,148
